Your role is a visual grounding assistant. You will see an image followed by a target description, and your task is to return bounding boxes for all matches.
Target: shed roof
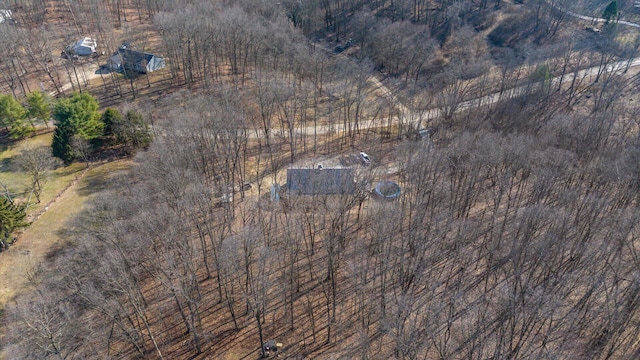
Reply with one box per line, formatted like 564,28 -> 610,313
117,48 -> 155,65
67,37 -> 96,52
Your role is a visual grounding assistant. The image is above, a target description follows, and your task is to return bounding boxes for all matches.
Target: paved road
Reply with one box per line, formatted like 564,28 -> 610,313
320,55 -> 640,135
155,53 -> 638,143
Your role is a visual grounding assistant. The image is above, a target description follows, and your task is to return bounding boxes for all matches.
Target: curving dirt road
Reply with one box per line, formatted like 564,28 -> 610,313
547,0 -> 640,29
48,62 -> 103,97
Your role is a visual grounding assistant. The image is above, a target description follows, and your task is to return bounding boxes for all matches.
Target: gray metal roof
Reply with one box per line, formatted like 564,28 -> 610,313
287,168 -> 355,195
108,48 -> 165,73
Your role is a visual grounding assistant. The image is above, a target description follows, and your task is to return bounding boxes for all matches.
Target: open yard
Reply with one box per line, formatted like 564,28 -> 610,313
0,132 -> 86,208
0,149 -> 132,359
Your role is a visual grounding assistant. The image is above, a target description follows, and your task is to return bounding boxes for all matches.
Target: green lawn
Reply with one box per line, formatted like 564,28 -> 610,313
0,133 -> 86,215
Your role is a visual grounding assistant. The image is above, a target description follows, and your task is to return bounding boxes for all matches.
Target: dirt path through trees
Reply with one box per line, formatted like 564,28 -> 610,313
48,62 -> 102,97
546,0 -> 640,29
0,160 -> 130,324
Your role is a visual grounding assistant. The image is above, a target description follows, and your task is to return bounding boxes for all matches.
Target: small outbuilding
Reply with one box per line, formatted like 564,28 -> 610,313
374,180 -> 401,200
287,168 -> 355,196
107,48 -> 165,74
64,37 -> 97,57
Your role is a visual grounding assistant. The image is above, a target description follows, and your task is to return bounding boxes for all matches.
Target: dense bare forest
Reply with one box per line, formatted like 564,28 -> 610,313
2,0 -> 640,359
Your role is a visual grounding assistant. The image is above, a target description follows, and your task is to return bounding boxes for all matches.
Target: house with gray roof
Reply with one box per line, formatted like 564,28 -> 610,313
108,48 -> 165,74
287,168 -> 355,195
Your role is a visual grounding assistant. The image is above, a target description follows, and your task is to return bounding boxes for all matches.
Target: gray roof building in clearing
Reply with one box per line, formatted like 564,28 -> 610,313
107,48 -> 165,74
287,168 -> 355,195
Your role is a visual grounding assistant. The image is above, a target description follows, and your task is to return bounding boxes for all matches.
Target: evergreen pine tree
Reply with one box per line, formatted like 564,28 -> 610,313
26,91 -> 52,128
52,122 -> 75,164
101,107 -> 123,143
603,1 -> 618,23
0,94 -> 27,135
0,196 -> 29,243
51,92 -> 103,163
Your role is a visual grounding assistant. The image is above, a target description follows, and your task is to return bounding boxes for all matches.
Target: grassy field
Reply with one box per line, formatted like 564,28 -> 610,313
0,133 -> 132,359
0,173 -> 86,305
0,157 -> 132,305
0,132 -> 87,214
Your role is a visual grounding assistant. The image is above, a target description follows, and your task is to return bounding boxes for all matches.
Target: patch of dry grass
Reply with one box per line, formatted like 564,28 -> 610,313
0,160 -> 132,360
0,160 -> 131,308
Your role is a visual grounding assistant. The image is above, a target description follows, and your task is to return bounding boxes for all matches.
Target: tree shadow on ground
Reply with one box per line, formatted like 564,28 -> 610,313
0,157 -> 12,172
54,164 -> 85,178
76,170 -> 111,197
0,133 -> 14,154
44,237 -> 71,263
75,163 -> 130,197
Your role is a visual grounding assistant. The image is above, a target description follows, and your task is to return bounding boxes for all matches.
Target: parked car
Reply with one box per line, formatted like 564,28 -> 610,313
334,38 -> 355,53
359,151 -> 371,164
262,340 -> 283,358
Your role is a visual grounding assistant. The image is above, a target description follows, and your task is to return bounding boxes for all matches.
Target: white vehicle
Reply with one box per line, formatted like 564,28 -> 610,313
359,151 -> 371,164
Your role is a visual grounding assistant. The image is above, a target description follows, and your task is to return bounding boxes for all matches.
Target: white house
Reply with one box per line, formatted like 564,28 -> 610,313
0,9 -> 13,24
65,37 -> 97,57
